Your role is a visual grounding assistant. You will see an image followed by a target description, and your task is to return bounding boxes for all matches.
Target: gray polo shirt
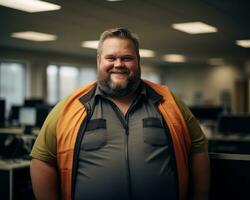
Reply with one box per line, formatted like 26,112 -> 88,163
74,82 -> 178,200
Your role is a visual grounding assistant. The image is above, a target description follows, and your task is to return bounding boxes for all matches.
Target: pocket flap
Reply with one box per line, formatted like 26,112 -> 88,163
86,118 -> 106,131
83,119 -> 107,150
143,117 -> 163,128
143,118 -> 168,146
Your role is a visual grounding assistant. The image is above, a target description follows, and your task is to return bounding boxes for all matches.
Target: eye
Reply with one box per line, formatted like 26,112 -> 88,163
106,57 -> 115,62
122,56 -> 135,62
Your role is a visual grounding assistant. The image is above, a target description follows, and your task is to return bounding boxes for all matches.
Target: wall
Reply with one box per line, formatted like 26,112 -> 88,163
245,60 -> 250,112
161,63 -> 245,111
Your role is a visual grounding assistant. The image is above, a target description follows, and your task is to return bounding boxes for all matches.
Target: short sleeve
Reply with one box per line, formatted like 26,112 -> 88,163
30,97 -> 69,166
173,94 -> 208,154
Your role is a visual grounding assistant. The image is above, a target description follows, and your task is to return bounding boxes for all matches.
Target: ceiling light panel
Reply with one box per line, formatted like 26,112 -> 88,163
81,41 -> 99,49
207,58 -> 224,66
11,31 -> 57,42
163,54 -> 186,62
0,0 -> 61,13
172,22 -> 217,34
236,39 -> 250,48
139,49 -> 155,58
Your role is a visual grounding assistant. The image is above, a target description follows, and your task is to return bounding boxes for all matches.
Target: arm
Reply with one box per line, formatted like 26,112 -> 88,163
189,151 -> 210,200
30,159 -> 60,200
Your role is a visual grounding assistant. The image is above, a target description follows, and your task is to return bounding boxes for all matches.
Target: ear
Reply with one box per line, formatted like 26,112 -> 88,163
97,54 -> 100,68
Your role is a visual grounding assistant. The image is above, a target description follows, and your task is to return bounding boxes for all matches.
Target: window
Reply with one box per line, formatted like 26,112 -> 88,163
141,70 -> 161,84
47,65 -> 58,104
0,62 -> 26,116
47,64 -> 96,104
59,66 -> 78,99
79,68 -> 96,86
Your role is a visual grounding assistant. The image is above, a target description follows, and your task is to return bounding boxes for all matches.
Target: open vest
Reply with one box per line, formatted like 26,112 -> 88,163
56,80 -> 191,200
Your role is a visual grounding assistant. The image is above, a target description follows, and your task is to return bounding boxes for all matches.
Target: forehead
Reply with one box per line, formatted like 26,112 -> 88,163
101,37 -> 136,55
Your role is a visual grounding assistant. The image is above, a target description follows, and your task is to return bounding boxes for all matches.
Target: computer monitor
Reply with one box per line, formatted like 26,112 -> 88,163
0,99 -> 5,127
19,107 -> 36,134
8,105 -> 21,126
218,114 -> 250,134
189,106 -> 224,121
24,98 -> 44,107
35,105 -> 52,128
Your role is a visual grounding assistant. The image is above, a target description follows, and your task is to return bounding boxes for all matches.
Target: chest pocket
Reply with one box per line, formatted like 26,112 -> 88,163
143,117 -> 168,146
83,118 -> 107,151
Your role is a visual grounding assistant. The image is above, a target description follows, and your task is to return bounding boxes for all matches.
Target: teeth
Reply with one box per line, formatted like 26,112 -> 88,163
111,72 -> 127,74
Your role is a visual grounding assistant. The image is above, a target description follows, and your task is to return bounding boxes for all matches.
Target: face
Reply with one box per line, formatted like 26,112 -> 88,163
97,37 -> 141,98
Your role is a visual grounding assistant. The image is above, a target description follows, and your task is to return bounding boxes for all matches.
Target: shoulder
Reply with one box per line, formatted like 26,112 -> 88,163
171,93 -> 208,154
30,96 -> 70,165
143,80 -> 189,113
171,93 -> 194,121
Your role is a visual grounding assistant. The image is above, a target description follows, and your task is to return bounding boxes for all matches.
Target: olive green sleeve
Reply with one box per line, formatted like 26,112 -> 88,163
30,97 -> 69,166
173,94 -> 208,154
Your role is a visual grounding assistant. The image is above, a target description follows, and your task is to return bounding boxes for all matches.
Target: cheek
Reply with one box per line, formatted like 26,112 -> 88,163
98,62 -> 111,78
127,62 -> 139,73
99,60 -> 113,72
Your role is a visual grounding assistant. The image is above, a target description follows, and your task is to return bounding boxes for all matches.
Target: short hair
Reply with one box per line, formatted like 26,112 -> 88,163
97,28 -> 140,58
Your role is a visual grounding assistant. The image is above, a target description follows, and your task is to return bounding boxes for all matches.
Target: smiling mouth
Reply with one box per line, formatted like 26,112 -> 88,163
109,71 -> 129,81
110,72 -> 128,77
109,70 -> 129,77
109,68 -> 129,74
110,71 -> 127,75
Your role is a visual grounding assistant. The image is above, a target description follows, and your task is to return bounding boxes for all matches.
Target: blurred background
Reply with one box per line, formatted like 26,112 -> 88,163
0,0 -> 250,199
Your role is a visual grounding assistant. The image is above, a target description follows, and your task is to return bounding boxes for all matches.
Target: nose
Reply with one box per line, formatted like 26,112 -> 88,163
114,58 -> 124,68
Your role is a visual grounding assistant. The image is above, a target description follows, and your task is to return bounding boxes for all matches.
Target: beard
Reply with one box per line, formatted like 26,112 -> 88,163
98,67 -> 141,98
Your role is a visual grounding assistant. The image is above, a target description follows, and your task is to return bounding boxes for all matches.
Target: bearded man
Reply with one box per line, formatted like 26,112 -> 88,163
30,28 -> 210,200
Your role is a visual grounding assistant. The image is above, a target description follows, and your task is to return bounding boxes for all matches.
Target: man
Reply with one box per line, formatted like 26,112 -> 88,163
30,28 -> 210,200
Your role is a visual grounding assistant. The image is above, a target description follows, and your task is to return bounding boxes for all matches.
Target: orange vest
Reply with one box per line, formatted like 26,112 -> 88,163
56,80 -> 191,200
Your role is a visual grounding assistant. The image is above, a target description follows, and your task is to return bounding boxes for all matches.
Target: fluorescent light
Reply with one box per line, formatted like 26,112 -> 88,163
236,39 -> 250,48
162,54 -> 186,63
11,31 -> 57,41
0,0 -> 61,13
81,40 -> 99,49
172,22 -> 217,34
139,49 -> 155,58
207,58 -> 224,66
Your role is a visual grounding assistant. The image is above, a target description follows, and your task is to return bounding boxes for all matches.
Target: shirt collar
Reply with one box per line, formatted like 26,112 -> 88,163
94,81 -> 162,104
144,82 -> 163,104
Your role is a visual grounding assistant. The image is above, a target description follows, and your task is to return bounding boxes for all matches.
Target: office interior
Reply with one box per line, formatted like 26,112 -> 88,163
0,0 -> 250,199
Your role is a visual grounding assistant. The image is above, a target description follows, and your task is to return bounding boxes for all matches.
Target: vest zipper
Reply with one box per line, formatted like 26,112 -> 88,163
124,124 -> 132,200
109,101 -> 133,200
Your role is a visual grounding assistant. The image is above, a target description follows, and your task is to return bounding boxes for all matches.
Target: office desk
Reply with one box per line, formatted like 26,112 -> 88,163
209,153 -> 250,200
0,128 -> 23,134
0,127 -> 39,135
208,134 -> 250,154
0,128 -> 37,200
0,129 -> 37,160
0,159 -> 34,200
